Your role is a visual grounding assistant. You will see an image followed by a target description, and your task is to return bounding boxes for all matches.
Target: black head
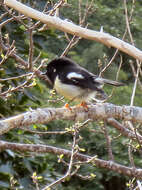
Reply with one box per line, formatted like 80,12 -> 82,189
45,57 -> 76,84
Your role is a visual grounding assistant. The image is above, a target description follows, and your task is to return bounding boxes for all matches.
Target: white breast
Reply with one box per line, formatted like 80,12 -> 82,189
54,76 -> 96,102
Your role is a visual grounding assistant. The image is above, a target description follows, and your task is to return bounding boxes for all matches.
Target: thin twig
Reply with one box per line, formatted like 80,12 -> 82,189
103,121 -> 114,161
20,127 -> 68,135
0,58 -> 45,97
61,0 -> 93,57
0,41 -> 16,65
100,0 -> 135,76
28,28 -> 34,70
0,11 -> 9,20
61,35 -> 78,57
107,55 -> 123,100
128,139 -> 135,168
0,73 -> 33,81
41,124 -> 78,190
38,0 -> 66,32
124,0 -> 141,106
3,5 -> 28,28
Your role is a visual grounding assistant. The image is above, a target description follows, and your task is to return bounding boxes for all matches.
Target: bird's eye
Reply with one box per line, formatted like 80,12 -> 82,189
53,69 -> 56,72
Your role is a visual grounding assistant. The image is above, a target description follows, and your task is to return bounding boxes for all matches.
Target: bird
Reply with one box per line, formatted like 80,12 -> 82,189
45,57 -> 124,108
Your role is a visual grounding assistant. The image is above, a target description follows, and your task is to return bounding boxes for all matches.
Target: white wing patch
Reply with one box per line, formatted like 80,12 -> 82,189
94,77 -> 104,88
94,77 -> 104,84
67,72 -> 84,80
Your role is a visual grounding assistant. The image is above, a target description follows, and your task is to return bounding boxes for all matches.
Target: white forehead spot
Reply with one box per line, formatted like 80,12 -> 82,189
67,72 -> 84,79
53,68 -> 56,72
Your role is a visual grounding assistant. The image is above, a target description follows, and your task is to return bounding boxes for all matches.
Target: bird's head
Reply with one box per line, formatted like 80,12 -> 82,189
45,57 -> 75,84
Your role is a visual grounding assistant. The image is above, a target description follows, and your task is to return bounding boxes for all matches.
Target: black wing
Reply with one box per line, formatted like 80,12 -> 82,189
59,65 -> 103,91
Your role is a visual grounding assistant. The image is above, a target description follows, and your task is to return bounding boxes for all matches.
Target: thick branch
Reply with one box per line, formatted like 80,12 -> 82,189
4,0 -> 142,62
0,103 -> 142,135
0,140 -> 142,179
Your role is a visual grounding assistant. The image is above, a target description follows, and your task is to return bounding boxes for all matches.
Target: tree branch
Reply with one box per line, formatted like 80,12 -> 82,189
0,103 -> 142,135
107,118 -> 142,143
0,140 -> 142,179
4,0 -> 142,62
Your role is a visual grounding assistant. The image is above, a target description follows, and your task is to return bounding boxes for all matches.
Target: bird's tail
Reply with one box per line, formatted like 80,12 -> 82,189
95,78 -> 124,87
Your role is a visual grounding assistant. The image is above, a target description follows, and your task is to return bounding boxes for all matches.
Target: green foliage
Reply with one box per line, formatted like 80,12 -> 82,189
0,0 -> 142,189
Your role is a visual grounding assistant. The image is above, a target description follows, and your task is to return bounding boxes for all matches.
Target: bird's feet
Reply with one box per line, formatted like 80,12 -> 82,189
64,103 -> 72,111
64,102 -> 89,111
77,101 -> 89,111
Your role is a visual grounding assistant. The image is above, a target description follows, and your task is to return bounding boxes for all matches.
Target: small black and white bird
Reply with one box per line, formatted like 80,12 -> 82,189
45,57 -> 124,105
